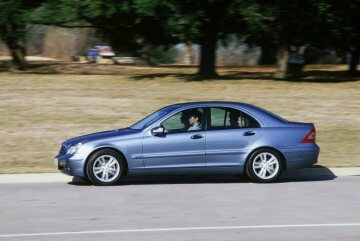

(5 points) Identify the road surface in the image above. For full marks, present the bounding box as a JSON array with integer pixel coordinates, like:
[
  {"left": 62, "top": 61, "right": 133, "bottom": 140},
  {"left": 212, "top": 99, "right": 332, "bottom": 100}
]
[{"left": 0, "top": 175, "right": 359, "bottom": 241}]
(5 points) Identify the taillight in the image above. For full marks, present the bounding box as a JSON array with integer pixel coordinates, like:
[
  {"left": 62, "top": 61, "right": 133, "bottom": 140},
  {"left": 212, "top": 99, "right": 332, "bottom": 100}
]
[{"left": 301, "top": 128, "right": 316, "bottom": 143}]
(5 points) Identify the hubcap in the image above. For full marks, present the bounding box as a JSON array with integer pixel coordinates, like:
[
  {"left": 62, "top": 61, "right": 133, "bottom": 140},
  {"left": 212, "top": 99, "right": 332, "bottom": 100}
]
[
  {"left": 93, "top": 155, "right": 120, "bottom": 182},
  {"left": 252, "top": 152, "right": 279, "bottom": 180}
]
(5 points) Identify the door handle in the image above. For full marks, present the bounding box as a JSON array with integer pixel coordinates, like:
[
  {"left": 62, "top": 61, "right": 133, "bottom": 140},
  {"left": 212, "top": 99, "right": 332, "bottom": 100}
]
[
  {"left": 243, "top": 131, "right": 256, "bottom": 136},
  {"left": 191, "top": 134, "right": 204, "bottom": 139}
]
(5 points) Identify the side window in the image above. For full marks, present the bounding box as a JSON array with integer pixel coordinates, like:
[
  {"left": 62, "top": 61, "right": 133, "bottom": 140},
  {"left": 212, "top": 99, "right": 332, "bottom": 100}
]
[
  {"left": 161, "top": 108, "right": 204, "bottom": 133},
  {"left": 209, "top": 107, "right": 260, "bottom": 130},
  {"left": 210, "top": 108, "right": 229, "bottom": 128}
]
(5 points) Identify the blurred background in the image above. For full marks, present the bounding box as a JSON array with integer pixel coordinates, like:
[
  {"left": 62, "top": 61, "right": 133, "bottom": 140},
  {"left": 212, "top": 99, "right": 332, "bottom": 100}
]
[{"left": 0, "top": 0, "right": 359, "bottom": 173}]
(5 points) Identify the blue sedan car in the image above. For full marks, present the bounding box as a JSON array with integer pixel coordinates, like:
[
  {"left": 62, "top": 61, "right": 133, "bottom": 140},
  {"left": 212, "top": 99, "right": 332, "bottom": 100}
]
[{"left": 53, "top": 101, "right": 319, "bottom": 185}]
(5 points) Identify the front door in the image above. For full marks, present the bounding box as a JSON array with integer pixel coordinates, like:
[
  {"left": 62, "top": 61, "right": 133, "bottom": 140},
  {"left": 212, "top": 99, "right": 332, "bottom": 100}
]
[{"left": 142, "top": 107, "right": 206, "bottom": 169}]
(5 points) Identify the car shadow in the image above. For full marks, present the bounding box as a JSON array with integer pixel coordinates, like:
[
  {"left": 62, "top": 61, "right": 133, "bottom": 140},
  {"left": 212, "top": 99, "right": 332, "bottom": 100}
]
[
  {"left": 279, "top": 165, "right": 337, "bottom": 183},
  {"left": 68, "top": 166, "right": 337, "bottom": 186},
  {"left": 68, "top": 174, "right": 249, "bottom": 186}
]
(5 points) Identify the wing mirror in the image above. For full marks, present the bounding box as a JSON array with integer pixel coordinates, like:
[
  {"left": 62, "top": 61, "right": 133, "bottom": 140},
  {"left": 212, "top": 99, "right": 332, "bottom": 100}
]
[{"left": 151, "top": 126, "right": 165, "bottom": 136}]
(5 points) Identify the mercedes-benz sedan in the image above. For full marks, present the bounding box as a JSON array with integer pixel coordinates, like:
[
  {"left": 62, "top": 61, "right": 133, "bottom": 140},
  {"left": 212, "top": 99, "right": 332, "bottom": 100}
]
[{"left": 53, "top": 101, "right": 319, "bottom": 185}]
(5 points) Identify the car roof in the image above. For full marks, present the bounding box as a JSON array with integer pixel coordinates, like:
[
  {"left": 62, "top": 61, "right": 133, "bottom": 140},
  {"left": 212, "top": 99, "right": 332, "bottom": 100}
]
[{"left": 165, "top": 101, "right": 251, "bottom": 108}]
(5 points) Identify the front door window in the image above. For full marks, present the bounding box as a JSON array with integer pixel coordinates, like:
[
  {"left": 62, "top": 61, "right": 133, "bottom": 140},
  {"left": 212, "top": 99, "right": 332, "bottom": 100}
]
[{"left": 161, "top": 108, "right": 205, "bottom": 133}]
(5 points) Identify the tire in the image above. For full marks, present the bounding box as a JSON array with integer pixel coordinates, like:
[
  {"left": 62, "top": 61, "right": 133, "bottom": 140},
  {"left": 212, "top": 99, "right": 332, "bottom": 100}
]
[
  {"left": 86, "top": 149, "right": 125, "bottom": 186},
  {"left": 246, "top": 148, "right": 283, "bottom": 183}
]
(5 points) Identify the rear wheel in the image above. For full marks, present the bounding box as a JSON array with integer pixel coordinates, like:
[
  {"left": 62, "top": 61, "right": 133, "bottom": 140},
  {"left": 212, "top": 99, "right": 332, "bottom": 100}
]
[
  {"left": 86, "top": 149, "right": 125, "bottom": 186},
  {"left": 246, "top": 149, "right": 283, "bottom": 183}
]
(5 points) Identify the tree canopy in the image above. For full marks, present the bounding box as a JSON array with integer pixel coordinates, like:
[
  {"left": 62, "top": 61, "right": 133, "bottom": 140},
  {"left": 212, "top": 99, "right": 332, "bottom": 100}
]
[
  {"left": 1, "top": 0, "right": 359, "bottom": 76},
  {"left": 0, "top": 0, "right": 45, "bottom": 69}
]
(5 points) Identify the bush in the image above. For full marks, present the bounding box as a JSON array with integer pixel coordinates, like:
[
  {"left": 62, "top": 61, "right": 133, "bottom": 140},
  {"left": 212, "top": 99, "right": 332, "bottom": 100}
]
[{"left": 148, "top": 45, "right": 178, "bottom": 65}]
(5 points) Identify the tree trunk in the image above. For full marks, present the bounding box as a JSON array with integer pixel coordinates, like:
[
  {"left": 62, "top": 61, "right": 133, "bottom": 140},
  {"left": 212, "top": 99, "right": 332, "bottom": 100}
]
[
  {"left": 6, "top": 38, "right": 27, "bottom": 70},
  {"left": 274, "top": 47, "right": 288, "bottom": 79},
  {"left": 198, "top": 29, "right": 217, "bottom": 78},
  {"left": 197, "top": 0, "right": 231, "bottom": 79},
  {"left": 137, "top": 37, "right": 152, "bottom": 66},
  {"left": 185, "top": 41, "right": 194, "bottom": 65},
  {"left": 349, "top": 47, "right": 359, "bottom": 75},
  {"left": 338, "top": 50, "right": 348, "bottom": 64},
  {"left": 287, "top": 45, "right": 306, "bottom": 78},
  {"left": 260, "top": 43, "right": 277, "bottom": 65}
]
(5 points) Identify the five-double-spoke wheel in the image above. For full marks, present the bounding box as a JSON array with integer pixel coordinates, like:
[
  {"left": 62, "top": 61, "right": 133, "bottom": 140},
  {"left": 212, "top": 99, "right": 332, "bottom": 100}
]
[
  {"left": 246, "top": 149, "right": 283, "bottom": 183},
  {"left": 86, "top": 149, "right": 125, "bottom": 185}
]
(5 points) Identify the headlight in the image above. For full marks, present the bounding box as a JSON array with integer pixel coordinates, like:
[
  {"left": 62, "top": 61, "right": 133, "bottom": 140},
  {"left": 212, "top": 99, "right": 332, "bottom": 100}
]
[{"left": 66, "top": 143, "right": 82, "bottom": 155}]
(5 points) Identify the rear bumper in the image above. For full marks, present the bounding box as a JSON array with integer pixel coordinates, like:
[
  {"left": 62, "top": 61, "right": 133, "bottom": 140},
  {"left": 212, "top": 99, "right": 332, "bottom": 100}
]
[{"left": 280, "top": 144, "right": 320, "bottom": 169}]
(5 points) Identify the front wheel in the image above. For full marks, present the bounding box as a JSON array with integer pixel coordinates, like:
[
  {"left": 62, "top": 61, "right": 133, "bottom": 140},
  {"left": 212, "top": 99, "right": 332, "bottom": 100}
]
[
  {"left": 86, "top": 149, "right": 125, "bottom": 186},
  {"left": 246, "top": 149, "right": 283, "bottom": 183}
]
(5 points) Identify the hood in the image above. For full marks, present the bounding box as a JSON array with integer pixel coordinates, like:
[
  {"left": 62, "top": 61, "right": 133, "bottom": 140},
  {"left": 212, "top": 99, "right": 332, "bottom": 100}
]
[{"left": 63, "top": 128, "right": 140, "bottom": 147}]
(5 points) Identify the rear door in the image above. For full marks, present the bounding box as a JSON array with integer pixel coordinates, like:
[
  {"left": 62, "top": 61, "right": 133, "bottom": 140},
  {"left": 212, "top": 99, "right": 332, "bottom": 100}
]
[{"left": 205, "top": 107, "right": 264, "bottom": 167}]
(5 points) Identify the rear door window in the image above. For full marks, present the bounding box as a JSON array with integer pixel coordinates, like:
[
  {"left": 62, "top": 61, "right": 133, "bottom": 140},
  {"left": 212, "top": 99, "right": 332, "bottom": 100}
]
[{"left": 209, "top": 107, "right": 260, "bottom": 130}]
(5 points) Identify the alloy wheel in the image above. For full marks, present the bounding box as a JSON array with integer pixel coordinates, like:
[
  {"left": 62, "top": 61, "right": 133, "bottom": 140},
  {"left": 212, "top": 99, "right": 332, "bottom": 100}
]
[
  {"left": 92, "top": 155, "right": 120, "bottom": 182},
  {"left": 252, "top": 152, "right": 280, "bottom": 180}
]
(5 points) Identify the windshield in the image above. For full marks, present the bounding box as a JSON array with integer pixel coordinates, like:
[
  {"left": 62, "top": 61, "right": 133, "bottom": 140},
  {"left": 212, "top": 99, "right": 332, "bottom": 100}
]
[{"left": 130, "top": 106, "right": 178, "bottom": 130}]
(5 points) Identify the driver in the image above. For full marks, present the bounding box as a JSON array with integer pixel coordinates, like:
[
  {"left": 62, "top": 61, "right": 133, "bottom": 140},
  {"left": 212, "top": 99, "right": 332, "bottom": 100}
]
[
  {"left": 187, "top": 110, "right": 202, "bottom": 131},
  {"left": 180, "top": 110, "right": 191, "bottom": 130}
]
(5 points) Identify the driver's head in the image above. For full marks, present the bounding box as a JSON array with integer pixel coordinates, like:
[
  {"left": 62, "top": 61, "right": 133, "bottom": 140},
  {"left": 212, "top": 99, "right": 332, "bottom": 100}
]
[{"left": 188, "top": 110, "right": 202, "bottom": 126}]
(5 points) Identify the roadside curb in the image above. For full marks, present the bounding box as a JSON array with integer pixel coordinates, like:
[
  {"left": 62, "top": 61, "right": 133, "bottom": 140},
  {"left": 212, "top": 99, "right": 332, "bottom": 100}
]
[
  {"left": 0, "top": 173, "right": 72, "bottom": 184},
  {"left": 281, "top": 167, "right": 360, "bottom": 179},
  {"left": 0, "top": 167, "right": 359, "bottom": 184}
]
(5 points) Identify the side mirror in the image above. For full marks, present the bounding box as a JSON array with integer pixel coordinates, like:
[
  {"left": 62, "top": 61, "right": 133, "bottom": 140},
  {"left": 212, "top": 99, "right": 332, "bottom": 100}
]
[{"left": 151, "top": 126, "right": 164, "bottom": 136}]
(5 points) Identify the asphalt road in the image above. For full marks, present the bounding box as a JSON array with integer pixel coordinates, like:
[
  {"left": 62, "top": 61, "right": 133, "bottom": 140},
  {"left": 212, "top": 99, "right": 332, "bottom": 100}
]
[{"left": 0, "top": 175, "right": 359, "bottom": 241}]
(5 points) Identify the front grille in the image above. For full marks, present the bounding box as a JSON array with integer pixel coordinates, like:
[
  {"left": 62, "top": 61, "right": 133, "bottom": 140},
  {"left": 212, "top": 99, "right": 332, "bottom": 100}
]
[{"left": 58, "top": 145, "right": 67, "bottom": 156}]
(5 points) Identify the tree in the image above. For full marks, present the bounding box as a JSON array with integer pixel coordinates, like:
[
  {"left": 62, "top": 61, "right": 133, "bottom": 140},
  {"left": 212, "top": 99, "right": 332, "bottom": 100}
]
[
  {"left": 251, "top": 0, "right": 327, "bottom": 78},
  {"left": 0, "top": 0, "right": 28, "bottom": 69},
  {"left": 28, "top": 0, "right": 360, "bottom": 78},
  {"left": 256, "top": 0, "right": 360, "bottom": 78},
  {"left": 0, "top": 0, "right": 44, "bottom": 69},
  {"left": 317, "top": 0, "right": 360, "bottom": 74},
  {"left": 31, "top": 0, "right": 177, "bottom": 62},
  {"left": 192, "top": 0, "right": 232, "bottom": 77},
  {"left": 135, "top": 0, "right": 265, "bottom": 77},
  {"left": 35, "top": 0, "right": 266, "bottom": 78}
]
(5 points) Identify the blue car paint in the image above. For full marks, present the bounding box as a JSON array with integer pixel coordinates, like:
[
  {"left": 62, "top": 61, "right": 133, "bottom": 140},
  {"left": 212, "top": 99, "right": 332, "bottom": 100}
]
[
  {"left": 54, "top": 101, "right": 319, "bottom": 177},
  {"left": 205, "top": 127, "right": 266, "bottom": 167}
]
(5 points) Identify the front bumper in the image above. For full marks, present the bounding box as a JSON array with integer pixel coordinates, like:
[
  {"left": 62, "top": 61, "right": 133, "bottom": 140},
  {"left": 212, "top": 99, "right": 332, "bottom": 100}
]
[{"left": 53, "top": 155, "right": 86, "bottom": 177}]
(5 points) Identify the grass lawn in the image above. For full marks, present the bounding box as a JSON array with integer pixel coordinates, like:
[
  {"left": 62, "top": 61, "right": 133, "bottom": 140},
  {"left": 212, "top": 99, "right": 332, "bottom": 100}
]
[{"left": 0, "top": 63, "right": 359, "bottom": 173}]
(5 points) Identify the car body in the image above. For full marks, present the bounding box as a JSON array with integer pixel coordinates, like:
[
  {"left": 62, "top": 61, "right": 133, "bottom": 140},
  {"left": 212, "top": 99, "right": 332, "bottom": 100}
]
[{"left": 53, "top": 101, "right": 319, "bottom": 185}]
